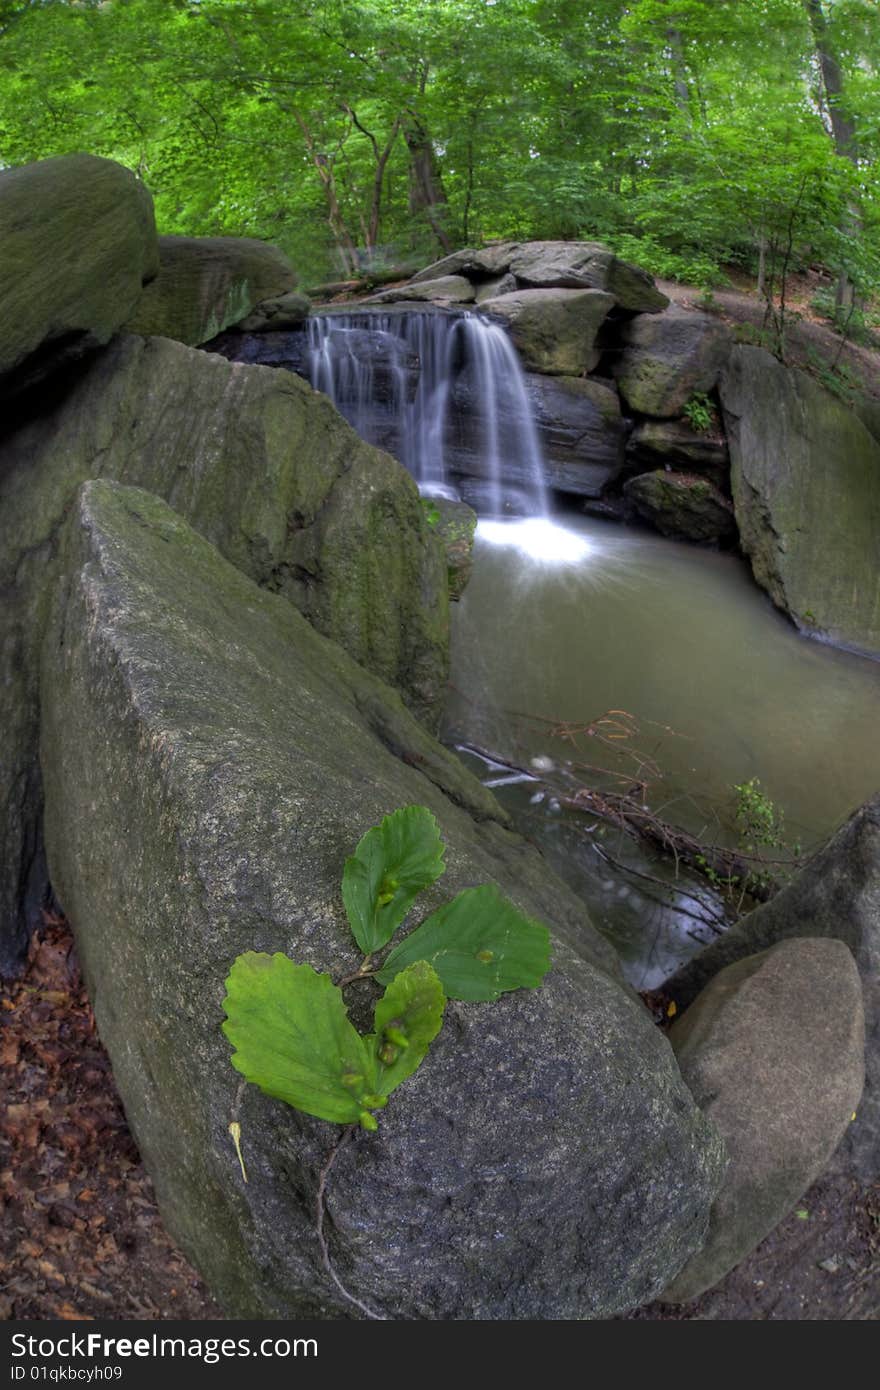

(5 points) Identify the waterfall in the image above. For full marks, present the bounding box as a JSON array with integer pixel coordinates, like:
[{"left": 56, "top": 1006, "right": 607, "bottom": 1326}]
[{"left": 303, "top": 310, "right": 549, "bottom": 516}]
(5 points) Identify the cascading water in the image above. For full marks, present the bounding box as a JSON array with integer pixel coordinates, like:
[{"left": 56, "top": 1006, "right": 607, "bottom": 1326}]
[{"left": 304, "top": 310, "right": 549, "bottom": 517}]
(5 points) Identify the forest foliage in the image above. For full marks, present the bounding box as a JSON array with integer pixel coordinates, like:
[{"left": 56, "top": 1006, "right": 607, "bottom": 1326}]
[{"left": 1, "top": 0, "right": 878, "bottom": 298}]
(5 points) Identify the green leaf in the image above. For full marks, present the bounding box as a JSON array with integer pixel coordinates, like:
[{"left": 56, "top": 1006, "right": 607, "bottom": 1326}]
[
  {"left": 341, "top": 805, "right": 446, "bottom": 955},
  {"left": 375, "top": 885, "right": 552, "bottom": 1002},
  {"left": 222, "top": 952, "right": 381, "bottom": 1126},
  {"left": 368, "top": 961, "right": 446, "bottom": 1097}
]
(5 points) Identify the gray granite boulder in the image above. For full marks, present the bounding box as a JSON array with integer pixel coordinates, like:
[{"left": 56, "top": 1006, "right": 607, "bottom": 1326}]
[
  {"left": 662, "top": 939, "right": 864, "bottom": 1302},
  {"left": 525, "top": 374, "right": 626, "bottom": 497},
  {"left": 719, "top": 346, "right": 880, "bottom": 659},
  {"left": 481, "top": 287, "right": 614, "bottom": 375},
  {"left": 39, "top": 480, "right": 726, "bottom": 1319},
  {"left": 664, "top": 793, "right": 880, "bottom": 1182},
  {"left": 0, "top": 153, "right": 158, "bottom": 398},
  {"left": 613, "top": 306, "right": 732, "bottom": 417},
  {"left": 124, "top": 235, "right": 296, "bottom": 345},
  {"left": 0, "top": 335, "right": 448, "bottom": 974},
  {"left": 624, "top": 471, "right": 736, "bottom": 544}
]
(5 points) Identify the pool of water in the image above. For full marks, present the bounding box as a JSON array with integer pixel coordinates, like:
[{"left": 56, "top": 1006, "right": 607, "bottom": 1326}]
[{"left": 445, "top": 514, "right": 880, "bottom": 987}]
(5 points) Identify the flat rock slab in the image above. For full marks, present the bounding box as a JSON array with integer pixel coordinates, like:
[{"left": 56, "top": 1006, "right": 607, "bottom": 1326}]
[
  {"left": 40, "top": 480, "right": 725, "bottom": 1320},
  {"left": 662, "top": 938, "right": 864, "bottom": 1302},
  {"left": 0, "top": 334, "right": 448, "bottom": 973},
  {"left": 365, "top": 275, "right": 476, "bottom": 305},
  {"left": 481, "top": 287, "right": 614, "bottom": 375},
  {"left": 613, "top": 305, "right": 731, "bottom": 417},
  {"left": 627, "top": 417, "right": 730, "bottom": 489},
  {"left": 719, "top": 346, "right": 880, "bottom": 659},
  {"left": 0, "top": 154, "right": 158, "bottom": 398},
  {"left": 124, "top": 235, "right": 296, "bottom": 345}
]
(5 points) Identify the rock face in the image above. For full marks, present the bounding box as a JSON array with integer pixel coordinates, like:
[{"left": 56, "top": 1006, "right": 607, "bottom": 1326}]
[
  {"left": 627, "top": 417, "right": 729, "bottom": 489},
  {"left": 124, "top": 235, "right": 296, "bottom": 345},
  {"left": 40, "top": 480, "right": 725, "bottom": 1320},
  {"left": 480, "top": 288, "right": 615, "bottom": 375},
  {"left": 0, "top": 335, "right": 448, "bottom": 973},
  {"left": 623, "top": 471, "right": 736, "bottom": 544},
  {"left": 0, "top": 154, "right": 158, "bottom": 399},
  {"left": 613, "top": 306, "right": 731, "bottom": 417},
  {"left": 524, "top": 374, "right": 626, "bottom": 496},
  {"left": 719, "top": 347, "right": 880, "bottom": 658},
  {"left": 664, "top": 793, "right": 880, "bottom": 1182},
  {"left": 662, "top": 939, "right": 864, "bottom": 1303},
  {"left": 409, "top": 240, "right": 669, "bottom": 313}
]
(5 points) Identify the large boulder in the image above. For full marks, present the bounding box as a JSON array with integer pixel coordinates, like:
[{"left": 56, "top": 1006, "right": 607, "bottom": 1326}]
[
  {"left": 719, "top": 347, "right": 880, "bottom": 659},
  {"left": 664, "top": 793, "right": 880, "bottom": 1182},
  {"left": 623, "top": 471, "right": 736, "bottom": 544},
  {"left": 124, "top": 235, "right": 296, "bottom": 345},
  {"left": 506, "top": 241, "right": 669, "bottom": 312},
  {"left": 481, "top": 287, "right": 614, "bottom": 375},
  {"left": 0, "top": 154, "right": 158, "bottom": 399},
  {"left": 613, "top": 306, "right": 731, "bottom": 417},
  {"left": 39, "top": 480, "right": 726, "bottom": 1320},
  {"left": 0, "top": 335, "right": 448, "bottom": 974},
  {"left": 662, "top": 939, "right": 864, "bottom": 1302},
  {"left": 524, "top": 374, "right": 626, "bottom": 497},
  {"left": 410, "top": 241, "right": 668, "bottom": 313}
]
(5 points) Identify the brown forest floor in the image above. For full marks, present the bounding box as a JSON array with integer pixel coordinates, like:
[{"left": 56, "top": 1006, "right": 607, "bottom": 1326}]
[
  {"left": 2, "top": 920, "right": 877, "bottom": 1323},
  {"left": 656, "top": 267, "right": 880, "bottom": 400}
]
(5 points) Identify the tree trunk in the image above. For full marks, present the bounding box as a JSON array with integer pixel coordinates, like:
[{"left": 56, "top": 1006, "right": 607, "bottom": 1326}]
[
  {"left": 804, "top": 0, "right": 860, "bottom": 310},
  {"left": 404, "top": 113, "right": 452, "bottom": 254}
]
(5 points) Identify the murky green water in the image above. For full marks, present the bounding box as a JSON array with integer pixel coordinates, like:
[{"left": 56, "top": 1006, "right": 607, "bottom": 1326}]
[{"left": 445, "top": 515, "right": 880, "bottom": 987}]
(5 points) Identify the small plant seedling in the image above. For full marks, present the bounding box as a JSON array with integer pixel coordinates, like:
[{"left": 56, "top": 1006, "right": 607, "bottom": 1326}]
[
  {"left": 682, "top": 392, "right": 715, "bottom": 433},
  {"left": 222, "top": 805, "right": 552, "bottom": 1132}
]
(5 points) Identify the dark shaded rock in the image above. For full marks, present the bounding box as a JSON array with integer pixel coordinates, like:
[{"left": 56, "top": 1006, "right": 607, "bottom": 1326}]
[
  {"left": 623, "top": 471, "right": 736, "bottom": 544},
  {"left": 237, "top": 290, "right": 311, "bottom": 332},
  {"left": 0, "top": 335, "right": 448, "bottom": 973},
  {"left": 428, "top": 497, "right": 477, "bottom": 599},
  {"left": 40, "top": 479, "right": 725, "bottom": 1320},
  {"left": 124, "top": 235, "right": 296, "bottom": 345},
  {"left": 0, "top": 154, "right": 158, "bottom": 399},
  {"left": 365, "top": 274, "right": 476, "bottom": 305},
  {"left": 662, "top": 939, "right": 864, "bottom": 1302},
  {"left": 627, "top": 417, "right": 730, "bottom": 489},
  {"left": 481, "top": 287, "right": 615, "bottom": 375},
  {"left": 719, "top": 347, "right": 880, "bottom": 658},
  {"left": 612, "top": 306, "right": 732, "bottom": 417},
  {"left": 525, "top": 374, "right": 626, "bottom": 498},
  {"left": 475, "top": 272, "right": 517, "bottom": 304},
  {"left": 664, "top": 793, "right": 880, "bottom": 1182}
]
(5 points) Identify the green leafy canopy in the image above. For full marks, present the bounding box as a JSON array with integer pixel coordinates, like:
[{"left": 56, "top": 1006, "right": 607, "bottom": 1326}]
[{"left": 222, "top": 804, "right": 552, "bottom": 1132}]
